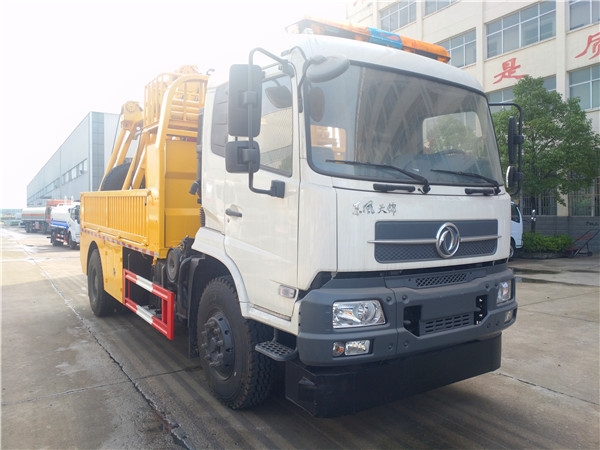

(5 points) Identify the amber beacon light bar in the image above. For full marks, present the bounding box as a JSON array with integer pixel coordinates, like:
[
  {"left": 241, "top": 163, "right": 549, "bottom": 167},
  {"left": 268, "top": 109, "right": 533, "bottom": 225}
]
[{"left": 287, "top": 17, "right": 450, "bottom": 63}]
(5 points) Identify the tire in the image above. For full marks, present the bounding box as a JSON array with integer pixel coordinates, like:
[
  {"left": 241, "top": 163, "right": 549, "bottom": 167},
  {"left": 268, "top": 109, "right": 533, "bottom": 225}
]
[
  {"left": 100, "top": 162, "right": 131, "bottom": 191},
  {"left": 509, "top": 239, "right": 516, "bottom": 260},
  {"left": 100, "top": 162, "right": 145, "bottom": 191},
  {"left": 197, "top": 276, "right": 274, "bottom": 410},
  {"left": 68, "top": 232, "right": 78, "bottom": 249},
  {"left": 88, "top": 249, "right": 114, "bottom": 316},
  {"left": 51, "top": 230, "right": 62, "bottom": 246}
]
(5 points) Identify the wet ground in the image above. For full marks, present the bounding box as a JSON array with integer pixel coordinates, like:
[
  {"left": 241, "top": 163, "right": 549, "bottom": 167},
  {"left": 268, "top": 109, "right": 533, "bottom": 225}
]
[
  {"left": 2, "top": 227, "right": 599, "bottom": 449},
  {"left": 510, "top": 253, "right": 599, "bottom": 287}
]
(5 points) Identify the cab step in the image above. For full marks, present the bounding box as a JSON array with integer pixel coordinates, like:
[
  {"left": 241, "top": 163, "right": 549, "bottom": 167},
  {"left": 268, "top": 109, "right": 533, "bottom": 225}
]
[{"left": 256, "top": 340, "right": 297, "bottom": 361}]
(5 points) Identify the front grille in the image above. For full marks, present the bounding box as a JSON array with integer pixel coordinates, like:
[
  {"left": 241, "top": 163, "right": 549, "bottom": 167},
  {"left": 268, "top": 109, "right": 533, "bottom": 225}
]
[
  {"left": 415, "top": 272, "right": 467, "bottom": 287},
  {"left": 421, "top": 313, "right": 473, "bottom": 335},
  {"left": 374, "top": 220, "right": 498, "bottom": 263}
]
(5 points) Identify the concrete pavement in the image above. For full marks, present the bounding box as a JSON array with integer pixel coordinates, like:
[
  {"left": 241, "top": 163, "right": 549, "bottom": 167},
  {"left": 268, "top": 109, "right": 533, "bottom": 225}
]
[
  {"left": 509, "top": 252, "right": 600, "bottom": 287},
  {"left": 2, "top": 226, "right": 599, "bottom": 448},
  {"left": 505, "top": 252, "right": 599, "bottom": 428},
  {"left": 1, "top": 228, "right": 176, "bottom": 449}
]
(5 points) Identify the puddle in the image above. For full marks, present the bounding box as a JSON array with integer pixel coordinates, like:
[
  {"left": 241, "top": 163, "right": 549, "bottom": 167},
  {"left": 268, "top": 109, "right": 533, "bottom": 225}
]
[
  {"left": 512, "top": 268, "right": 557, "bottom": 275},
  {"left": 514, "top": 277, "right": 548, "bottom": 284}
]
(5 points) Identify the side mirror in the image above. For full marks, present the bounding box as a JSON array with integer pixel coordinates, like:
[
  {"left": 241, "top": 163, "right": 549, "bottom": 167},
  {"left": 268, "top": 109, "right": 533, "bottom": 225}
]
[
  {"left": 306, "top": 55, "right": 350, "bottom": 83},
  {"left": 507, "top": 116, "right": 523, "bottom": 165},
  {"left": 505, "top": 166, "right": 523, "bottom": 189},
  {"left": 228, "top": 64, "right": 262, "bottom": 137},
  {"left": 225, "top": 140, "right": 284, "bottom": 198},
  {"left": 225, "top": 141, "right": 260, "bottom": 174}
]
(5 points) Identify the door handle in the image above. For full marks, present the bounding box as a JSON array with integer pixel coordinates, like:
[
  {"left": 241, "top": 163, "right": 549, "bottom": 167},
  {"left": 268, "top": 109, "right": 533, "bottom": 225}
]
[{"left": 225, "top": 208, "right": 242, "bottom": 218}]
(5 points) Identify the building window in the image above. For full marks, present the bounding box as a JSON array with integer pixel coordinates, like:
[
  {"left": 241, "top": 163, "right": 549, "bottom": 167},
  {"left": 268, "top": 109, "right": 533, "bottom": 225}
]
[
  {"left": 488, "top": 87, "right": 515, "bottom": 105},
  {"left": 380, "top": 0, "right": 416, "bottom": 31},
  {"left": 569, "top": 65, "right": 600, "bottom": 110},
  {"left": 439, "top": 29, "right": 476, "bottom": 68},
  {"left": 569, "top": 0, "right": 600, "bottom": 30},
  {"left": 424, "top": 0, "right": 456, "bottom": 16},
  {"left": 486, "top": 1, "right": 556, "bottom": 58},
  {"left": 570, "top": 181, "right": 599, "bottom": 216},
  {"left": 488, "top": 77, "right": 556, "bottom": 112},
  {"left": 521, "top": 192, "right": 557, "bottom": 216}
]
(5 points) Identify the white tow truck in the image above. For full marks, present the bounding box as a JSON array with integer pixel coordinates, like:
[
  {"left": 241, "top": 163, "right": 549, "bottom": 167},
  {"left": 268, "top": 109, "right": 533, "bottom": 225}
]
[{"left": 80, "top": 17, "right": 522, "bottom": 416}]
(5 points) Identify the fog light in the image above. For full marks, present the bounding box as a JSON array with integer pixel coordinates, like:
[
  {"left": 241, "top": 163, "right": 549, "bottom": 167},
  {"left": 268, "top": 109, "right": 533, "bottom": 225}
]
[
  {"left": 504, "top": 309, "right": 514, "bottom": 323},
  {"left": 344, "top": 340, "right": 370, "bottom": 356},
  {"left": 332, "top": 340, "right": 371, "bottom": 357}
]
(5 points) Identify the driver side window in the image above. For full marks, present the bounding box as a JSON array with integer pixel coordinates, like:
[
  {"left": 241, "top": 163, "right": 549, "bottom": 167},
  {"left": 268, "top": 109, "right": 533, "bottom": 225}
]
[{"left": 255, "top": 76, "right": 293, "bottom": 176}]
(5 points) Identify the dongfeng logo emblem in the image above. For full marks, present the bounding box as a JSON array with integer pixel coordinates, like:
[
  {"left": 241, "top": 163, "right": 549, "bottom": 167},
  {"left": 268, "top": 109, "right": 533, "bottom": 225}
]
[{"left": 436, "top": 223, "right": 460, "bottom": 258}]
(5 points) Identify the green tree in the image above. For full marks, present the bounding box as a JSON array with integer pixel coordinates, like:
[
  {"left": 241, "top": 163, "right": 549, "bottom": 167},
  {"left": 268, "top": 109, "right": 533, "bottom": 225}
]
[{"left": 492, "top": 76, "right": 600, "bottom": 210}]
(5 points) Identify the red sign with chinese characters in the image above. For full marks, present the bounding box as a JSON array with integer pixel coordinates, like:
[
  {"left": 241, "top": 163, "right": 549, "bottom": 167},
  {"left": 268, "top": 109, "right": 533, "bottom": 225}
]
[
  {"left": 575, "top": 31, "right": 600, "bottom": 59},
  {"left": 493, "top": 57, "right": 527, "bottom": 84}
]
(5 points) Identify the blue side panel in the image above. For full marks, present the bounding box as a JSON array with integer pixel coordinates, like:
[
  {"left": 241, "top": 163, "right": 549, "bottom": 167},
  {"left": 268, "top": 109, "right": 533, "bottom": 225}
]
[{"left": 50, "top": 220, "right": 68, "bottom": 229}]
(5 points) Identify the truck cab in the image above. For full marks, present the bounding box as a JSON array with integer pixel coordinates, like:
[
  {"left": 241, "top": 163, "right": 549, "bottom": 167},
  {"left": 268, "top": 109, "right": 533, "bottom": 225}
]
[{"left": 194, "top": 22, "right": 518, "bottom": 415}]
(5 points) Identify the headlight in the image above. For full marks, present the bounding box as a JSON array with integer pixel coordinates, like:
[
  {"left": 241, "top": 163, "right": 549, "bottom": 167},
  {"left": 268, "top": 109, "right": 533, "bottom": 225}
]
[
  {"left": 496, "top": 280, "right": 513, "bottom": 305},
  {"left": 332, "top": 300, "right": 386, "bottom": 328}
]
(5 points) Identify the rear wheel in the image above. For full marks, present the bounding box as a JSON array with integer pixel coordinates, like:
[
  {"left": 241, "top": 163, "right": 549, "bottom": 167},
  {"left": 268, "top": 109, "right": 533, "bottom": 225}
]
[
  {"left": 197, "top": 276, "right": 274, "bottom": 409},
  {"left": 88, "top": 249, "right": 114, "bottom": 316},
  {"left": 50, "top": 230, "right": 62, "bottom": 246}
]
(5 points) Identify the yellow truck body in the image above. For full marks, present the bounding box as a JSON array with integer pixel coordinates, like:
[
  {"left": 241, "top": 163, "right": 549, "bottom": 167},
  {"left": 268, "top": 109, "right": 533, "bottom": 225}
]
[{"left": 80, "top": 67, "right": 208, "bottom": 302}]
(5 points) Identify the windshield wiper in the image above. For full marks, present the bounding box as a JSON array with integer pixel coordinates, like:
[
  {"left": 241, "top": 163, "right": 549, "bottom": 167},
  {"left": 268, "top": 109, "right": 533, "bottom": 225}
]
[
  {"left": 373, "top": 183, "right": 416, "bottom": 193},
  {"left": 328, "top": 160, "right": 431, "bottom": 194},
  {"left": 431, "top": 169, "right": 501, "bottom": 195}
]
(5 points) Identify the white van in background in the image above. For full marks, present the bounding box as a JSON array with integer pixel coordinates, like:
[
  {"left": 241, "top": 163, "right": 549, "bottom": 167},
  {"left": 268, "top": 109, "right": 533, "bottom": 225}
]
[{"left": 511, "top": 202, "right": 523, "bottom": 259}]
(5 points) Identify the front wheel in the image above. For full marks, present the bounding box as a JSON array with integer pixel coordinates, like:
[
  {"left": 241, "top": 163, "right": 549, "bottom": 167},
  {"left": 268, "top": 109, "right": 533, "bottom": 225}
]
[
  {"left": 509, "top": 239, "right": 517, "bottom": 261},
  {"left": 88, "top": 249, "right": 114, "bottom": 316},
  {"left": 68, "top": 233, "right": 78, "bottom": 249},
  {"left": 197, "top": 276, "right": 274, "bottom": 410}
]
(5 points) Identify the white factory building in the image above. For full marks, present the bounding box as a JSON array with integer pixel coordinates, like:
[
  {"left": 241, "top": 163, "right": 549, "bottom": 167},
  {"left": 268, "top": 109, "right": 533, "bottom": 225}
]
[
  {"left": 27, "top": 112, "right": 119, "bottom": 206},
  {"left": 348, "top": 0, "right": 599, "bottom": 242}
]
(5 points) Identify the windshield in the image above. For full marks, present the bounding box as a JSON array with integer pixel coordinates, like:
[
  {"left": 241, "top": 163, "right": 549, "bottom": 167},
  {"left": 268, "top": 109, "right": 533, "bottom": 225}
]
[{"left": 306, "top": 65, "right": 503, "bottom": 187}]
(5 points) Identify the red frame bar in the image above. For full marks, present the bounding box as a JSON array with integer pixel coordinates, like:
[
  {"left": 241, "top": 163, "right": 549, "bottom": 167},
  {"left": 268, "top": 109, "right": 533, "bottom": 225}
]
[{"left": 123, "top": 269, "right": 175, "bottom": 340}]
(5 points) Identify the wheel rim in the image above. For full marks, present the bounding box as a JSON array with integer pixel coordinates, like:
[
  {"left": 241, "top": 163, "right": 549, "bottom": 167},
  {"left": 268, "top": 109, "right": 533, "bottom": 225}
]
[
  {"left": 202, "top": 313, "right": 235, "bottom": 379},
  {"left": 90, "top": 267, "right": 100, "bottom": 302}
]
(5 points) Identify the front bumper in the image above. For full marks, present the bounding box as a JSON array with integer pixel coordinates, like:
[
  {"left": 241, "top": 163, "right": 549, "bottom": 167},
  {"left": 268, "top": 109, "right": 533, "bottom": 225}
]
[
  {"left": 297, "top": 262, "right": 517, "bottom": 366},
  {"left": 286, "top": 332, "right": 502, "bottom": 417}
]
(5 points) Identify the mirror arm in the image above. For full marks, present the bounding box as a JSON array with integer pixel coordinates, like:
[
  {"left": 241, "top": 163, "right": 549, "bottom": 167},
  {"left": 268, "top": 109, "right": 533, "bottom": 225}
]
[
  {"left": 248, "top": 172, "right": 285, "bottom": 198},
  {"left": 250, "top": 47, "right": 295, "bottom": 77}
]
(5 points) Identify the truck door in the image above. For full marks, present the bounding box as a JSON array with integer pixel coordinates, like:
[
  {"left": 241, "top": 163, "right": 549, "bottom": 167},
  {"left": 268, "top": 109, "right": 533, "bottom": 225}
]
[{"left": 224, "top": 74, "right": 300, "bottom": 319}]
